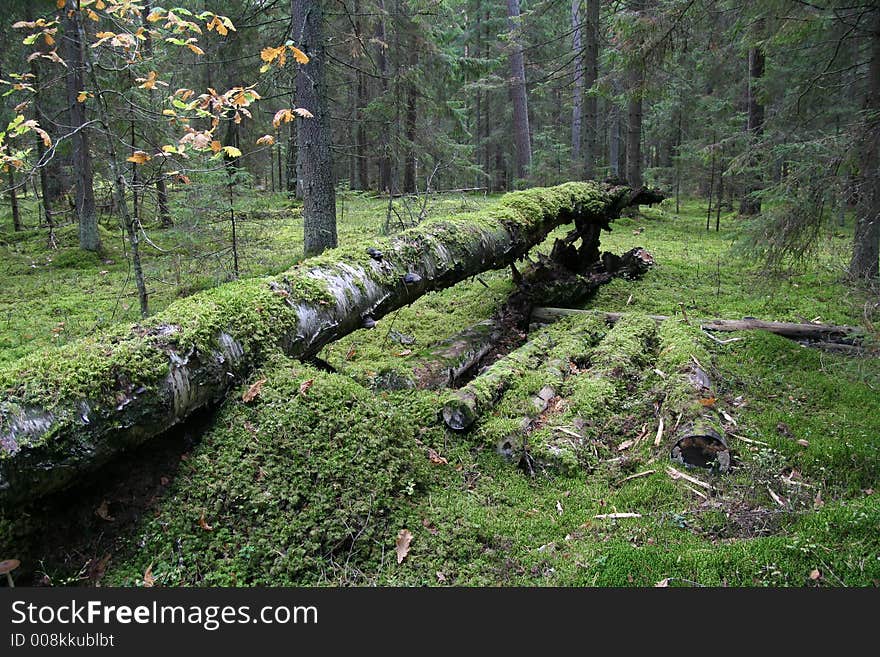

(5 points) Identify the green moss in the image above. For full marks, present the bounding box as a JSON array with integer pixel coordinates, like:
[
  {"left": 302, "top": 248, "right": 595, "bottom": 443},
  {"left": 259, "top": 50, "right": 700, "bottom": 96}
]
[{"left": 104, "top": 356, "right": 427, "bottom": 586}]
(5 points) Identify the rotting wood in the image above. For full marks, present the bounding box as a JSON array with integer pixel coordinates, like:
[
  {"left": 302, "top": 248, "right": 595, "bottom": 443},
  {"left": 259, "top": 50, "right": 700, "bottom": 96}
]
[
  {"left": 0, "top": 182, "right": 659, "bottom": 505},
  {"left": 531, "top": 307, "right": 866, "bottom": 345}
]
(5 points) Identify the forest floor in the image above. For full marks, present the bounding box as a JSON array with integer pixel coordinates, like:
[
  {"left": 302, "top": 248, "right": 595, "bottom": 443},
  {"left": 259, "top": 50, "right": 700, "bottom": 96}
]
[{"left": 1, "top": 189, "right": 878, "bottom": 587}]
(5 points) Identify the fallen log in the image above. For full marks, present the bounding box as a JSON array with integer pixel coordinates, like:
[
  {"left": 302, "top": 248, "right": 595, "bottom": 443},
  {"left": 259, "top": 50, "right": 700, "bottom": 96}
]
[
  {"left": 654, "top": 320, "right": 730, "bottom": 473},
  {"left": 0, "top": 182, "right": 656, "bottom": 505},
  {"left": 530, "top": 308, "right": 865, "bottom": 345},
  {"left": 441, "top": 311, "right": 609, "bottom": 432}
]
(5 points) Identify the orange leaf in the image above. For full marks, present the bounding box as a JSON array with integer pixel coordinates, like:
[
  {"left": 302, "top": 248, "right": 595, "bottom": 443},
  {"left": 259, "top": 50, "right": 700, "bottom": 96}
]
[
  {"left": 293, "top": 107, "right": 314, "bottom": 119},
  {"left": 256, "top": 134, "right": 275, "bottom": 146},
  {"left": 126, "top": 150, "right": 151, "bottom": 164},
  {"left": 44, "top": 33, "right": 55, "bottom": 46},
  {"left": 395, "top": 529, "right": 413, "bottom": 564},
  {"left": 242, "top": 378, "right": 267, "bottom": 403},
  {"left": 143, "top": 563, "right": 155, "bottom": 587},
  {"left": 198, "top": 511, "right": 214, "bottom": 531},
  {"left": 289, "top": 46, "right": 309, "bottom": 64},
  {"left": 56, "top": 0, "right": 66, "bottom": 9},
  {"left": 138, "top": 71, "right": 159, "bottom": 90},
  {"left": 698, "top": 397, "right": 716, "bottom": 407},
  {"left": 86, "top": 9, "right": 99, "bottom": 21},
  {"left": 298, "top": 378, "right": 314, "bottom": 396},
  {"left": 272, "top": 108, "right": 294, "bottom": 128},
  {"left": 186, "top": 43, "right": 205, "bottom": 56},
  {"left": 427, "top": 448, "right": 447, "bottom": 465},
  {"left": 210, "top": 140, "right": 222, "bottom": 153},
  {"left": 96, "top": 0, "right": 106, "bottom": 9}
]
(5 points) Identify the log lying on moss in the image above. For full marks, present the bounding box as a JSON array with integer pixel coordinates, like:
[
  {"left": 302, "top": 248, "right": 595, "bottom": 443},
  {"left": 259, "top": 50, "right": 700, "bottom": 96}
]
[
  {"left": 0, "top": 182, "right": 656, "bottom": 505},
  {"left": 654, "top": 320, "right": 730, "bottom": 472},
  {"left": 531, "top": 307, "right": 865, "bottom": 345},
  {"left": 441, "top": 312, "right": 609, "bottom": 432}
]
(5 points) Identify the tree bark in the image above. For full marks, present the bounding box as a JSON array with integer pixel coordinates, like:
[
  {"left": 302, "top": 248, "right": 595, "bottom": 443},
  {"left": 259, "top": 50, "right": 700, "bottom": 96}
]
[
  {"left": 29, "top": 59, "right": 54, "bottom": 230},
  {"left": 571, "top": 0, "right": 584, "bottom": 162},
  {"left": 739, "top": 45, "right": 765, "bottom": 215},
  {"left": 625, "top": 0, "right": 645, "bottom": 187},
  {"left": 294, "top": 0, "right": 337, "bottom": 256},
  {"left": 583, "top": 0, "right": 599, "bottom": 179},
  {"left": 63, "top": 7, "right": 101, "bottom": 253},
  {"left": 506, "top": 0, "right": 532, "bottom": 181},
  {"left": 849, "top": 9, "right": 880, "bottom": 279},
  {"left": 7, "top": 168, "right": 21, "bottom": 231},
  {"left": 403, "top": 49, "right": 418, "bottom": 194},
  {"left": 0, "top": 182, "right": 645, "bottom": 505}
]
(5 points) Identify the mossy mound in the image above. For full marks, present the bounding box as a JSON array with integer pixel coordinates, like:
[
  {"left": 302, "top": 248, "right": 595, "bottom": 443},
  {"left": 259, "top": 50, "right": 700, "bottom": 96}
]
[{"left": 104, "top": 356, "right": 427, "bottom": 586}]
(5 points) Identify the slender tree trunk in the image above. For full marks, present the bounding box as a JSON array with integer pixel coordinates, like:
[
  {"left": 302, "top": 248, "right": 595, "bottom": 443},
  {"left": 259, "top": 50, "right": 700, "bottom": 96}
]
[
  {"left": 29, "top": 60, "right": 54, "bottom": 229},
  {"left": 849, "top": 9, "right": 880, "bottom": 279},
  {"left": 403, "top": 49, "right": 418, "bottom": 193},
  {"left": 157, "top": 177, "right": 172, "bottom": 227},
  {"left": 63, "top": 6, "right": 101, "bottom": 252},
  {"left": 609, "top": 83, "right": 621, "bottom": 178},
  {"left": 625, "top": 77, "right": 643, "bottom": 187},
  {"left": 507, "top": 0, "right": 531, "bottom": 181},
  {"left": 583, "top": 0, "right": 599, "bottom": 179},
  {"left": 73, "top": 8, "right": 147, "bottom": 316},
  {"left": 571, "top": 0, "right": 584, "bottom": 163},
  {"left": 624, "top": 0, "right": 645, "bottom": 187},
  {"left": 294, "top": 0, "right": 337, "bottom": 256},
  {"left": 740, "top": 45, "right": 765, "bottom": 215},
  {"left": 376, "top": 0, "right": 392, "bottom": 193},
  {"left": 7, "top": 169, "right": 21, "bottom": 231}
]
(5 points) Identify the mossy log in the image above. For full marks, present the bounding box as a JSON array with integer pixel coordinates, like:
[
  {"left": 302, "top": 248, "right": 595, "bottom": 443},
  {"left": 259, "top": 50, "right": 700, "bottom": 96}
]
[
  {"left": 531, "top": 307, "right": 864, "bottom": 345},
  {"left": 655, "top": 320, "right": 730, "bottom": 472},
  {"left": 0, "top": 181, "right": 655, "bottom": 505},
  {"left": 441, "top": 312, "right": 609, "bottom": 431},
  {"left": 487, "top": 314, "right": 658, "bottom": 473}
]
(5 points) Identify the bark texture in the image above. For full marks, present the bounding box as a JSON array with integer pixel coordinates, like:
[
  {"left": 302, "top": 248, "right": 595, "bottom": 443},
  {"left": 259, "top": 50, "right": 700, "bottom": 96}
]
[
  {"left": 294, "top": 0, "right": 337, "bottom": 256},
  {"left": 507, "top": 0, "right": 532, "bottom": 180}
]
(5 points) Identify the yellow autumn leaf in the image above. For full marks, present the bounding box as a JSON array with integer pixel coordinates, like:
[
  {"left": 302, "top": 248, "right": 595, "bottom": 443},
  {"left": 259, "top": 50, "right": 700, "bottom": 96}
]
[
  {"left": 86, "top": 9, "right": 99, "bottom": 21},
  {"left": 96, "top": 0, "right": 106, "bottom": 9},
  {"left": 256, "top": 134, "right": 275, "bottom": 146},
  {"left": 138, "top": 71, "right": 158, "bottom": 90},
  {"left": 222, "top": 145, "right": 242, "bottom": 158},
  {"left": 162, "top": 109, "right": 176, "bottom": 116},
  {"left": 293, "top": 107, "right": 314, "bottom": 119},
  {"left": 147, "top": 11, "right": 163, "bottom": 22},
  {"left": 44, "top": 33, "right": 55, "bottom": 46},
  {"left": 186, "top": 43, "right": 204, "bottom": 56},
  {"left": 289, "top": 46, "right": 309, "bottom": 65},
  {"left": 206, "top": 15, "right": 227, "bottom": 36},
  {"left": 76, "top": 91, "right": 89, "bottom": 103},
  {"left": 126, "top": 150, "right": 151, "bottom": 164}
]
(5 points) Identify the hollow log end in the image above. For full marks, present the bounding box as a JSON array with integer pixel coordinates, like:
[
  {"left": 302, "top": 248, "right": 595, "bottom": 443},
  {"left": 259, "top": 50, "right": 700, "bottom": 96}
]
[
  {"left": 441, "top": 399, "right": 477, "bottom": 432},
  {"left": 671, "top": 425, "right": 730, "bottom": 473}
]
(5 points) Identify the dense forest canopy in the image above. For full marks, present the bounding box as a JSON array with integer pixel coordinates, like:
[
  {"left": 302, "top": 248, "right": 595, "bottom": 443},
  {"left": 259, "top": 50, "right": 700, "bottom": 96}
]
[{"left": 1, "top": 0, "right": 878, "bottom": 289}]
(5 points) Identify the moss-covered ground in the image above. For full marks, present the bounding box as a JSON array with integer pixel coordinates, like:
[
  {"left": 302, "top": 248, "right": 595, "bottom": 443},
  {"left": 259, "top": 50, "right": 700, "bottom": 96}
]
[{"left": 1, "top": 190, "right": 878, "bottom": 587}]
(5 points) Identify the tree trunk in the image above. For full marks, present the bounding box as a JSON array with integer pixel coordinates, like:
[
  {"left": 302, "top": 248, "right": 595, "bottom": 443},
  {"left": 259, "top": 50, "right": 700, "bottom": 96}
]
[
  {"left": 157, "top": 177, "right": 172, "bottom": 228},
  {"left": 571, "top": 0, "right": 584, "bottom": 163},
  {"left": 739, "top": 45, "right": 765, "bottom": 215},
  {"left": 376, "top": 0, "right": 392, "bottom": 193},
  {"left": 507, "top": 0, "right": 532, "bottom": 181},
  {"left": 849, "top": 9, "right": 880, "bottom": 279},
  {"left": 294, "top": 0, "right": 337, "bottom": 256},
  {"left": 29, "top": 59, "right": 54, "bottom": 230},
  {"left": 624, "top": 0, "right": 645, "bottom": 187},
  {"left": 0, "top": 182, "right": 648, "bottom": 505},
  {"left": 403, "top": 49, "right": 418, "bottom": 194},
  {"left": 7, "top": 168, "right": 21, "bottom": 231},
  {"left": 63, "top": 7, "right": 101, "bottom": 253},
  {"left": 583, "top": 0, "right": 599, "bottom": 179}
]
